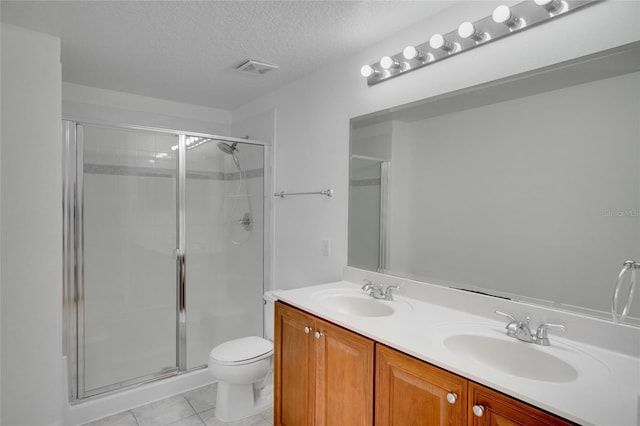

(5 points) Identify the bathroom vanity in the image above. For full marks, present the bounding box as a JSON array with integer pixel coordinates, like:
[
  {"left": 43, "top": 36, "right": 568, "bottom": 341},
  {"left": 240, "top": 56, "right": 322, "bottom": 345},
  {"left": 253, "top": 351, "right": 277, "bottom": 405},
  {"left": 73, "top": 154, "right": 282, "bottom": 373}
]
[
  {"left": 275, "top": 301, "right": 571, "bottom": 425},
  {"left": 273, "top": 277, "right": 640, "bottom": 426}
]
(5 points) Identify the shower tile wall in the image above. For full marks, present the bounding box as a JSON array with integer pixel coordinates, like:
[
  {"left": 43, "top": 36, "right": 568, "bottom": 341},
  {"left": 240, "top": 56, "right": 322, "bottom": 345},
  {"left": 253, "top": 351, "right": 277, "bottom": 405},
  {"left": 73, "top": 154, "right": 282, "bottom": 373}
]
[
  {"left": 185, "top": 140, "right": 264, "bottom": 368},
  {"left": 222, "top": 145, "right": 265, "bottom": 343}
]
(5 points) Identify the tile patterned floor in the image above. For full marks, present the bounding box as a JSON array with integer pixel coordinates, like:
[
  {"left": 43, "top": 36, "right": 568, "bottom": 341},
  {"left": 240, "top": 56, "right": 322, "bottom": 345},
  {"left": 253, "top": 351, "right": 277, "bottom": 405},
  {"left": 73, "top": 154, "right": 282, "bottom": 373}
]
[{"left": 83, "top": 384, "right": 273, "bottom": 426}]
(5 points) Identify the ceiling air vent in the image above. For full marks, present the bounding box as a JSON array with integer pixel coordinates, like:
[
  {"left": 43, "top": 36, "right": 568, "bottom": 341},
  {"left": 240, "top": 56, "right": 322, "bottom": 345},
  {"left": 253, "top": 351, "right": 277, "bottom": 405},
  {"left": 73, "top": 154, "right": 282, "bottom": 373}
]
[{"left": 236, "top": 59, "right": 279, "bottom": 75}]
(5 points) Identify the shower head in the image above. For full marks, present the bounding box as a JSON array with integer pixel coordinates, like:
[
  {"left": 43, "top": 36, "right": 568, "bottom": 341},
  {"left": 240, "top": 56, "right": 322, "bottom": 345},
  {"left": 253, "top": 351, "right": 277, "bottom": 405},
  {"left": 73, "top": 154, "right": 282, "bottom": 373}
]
[
  {"left": 217, "top": 141, "right": 241, "bottom": 170},
  {"left": 217, "top": 141, "right": 238, "bottom": 155}
]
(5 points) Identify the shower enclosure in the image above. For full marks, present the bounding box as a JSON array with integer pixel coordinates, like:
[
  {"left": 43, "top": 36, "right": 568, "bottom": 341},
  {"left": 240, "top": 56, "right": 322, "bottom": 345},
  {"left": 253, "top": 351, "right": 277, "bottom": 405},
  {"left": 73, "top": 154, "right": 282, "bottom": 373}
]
[{"left": 63, "top": 121, "right": 268, "bottom": 400}]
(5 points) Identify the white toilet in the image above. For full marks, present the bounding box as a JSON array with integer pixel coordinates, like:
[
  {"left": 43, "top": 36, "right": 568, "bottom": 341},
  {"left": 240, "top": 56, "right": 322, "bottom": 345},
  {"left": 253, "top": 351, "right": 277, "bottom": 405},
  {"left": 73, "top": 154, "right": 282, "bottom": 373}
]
[{"left": 208, "top": 291, "right": 277, "bottom": 422}]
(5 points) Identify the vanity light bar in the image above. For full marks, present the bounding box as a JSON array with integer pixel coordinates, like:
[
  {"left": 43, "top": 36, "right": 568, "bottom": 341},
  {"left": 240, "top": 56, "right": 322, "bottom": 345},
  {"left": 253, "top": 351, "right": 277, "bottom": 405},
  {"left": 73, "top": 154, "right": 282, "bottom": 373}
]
[{"left": 361, "top": 0, "right": 598, "bottom": 86}]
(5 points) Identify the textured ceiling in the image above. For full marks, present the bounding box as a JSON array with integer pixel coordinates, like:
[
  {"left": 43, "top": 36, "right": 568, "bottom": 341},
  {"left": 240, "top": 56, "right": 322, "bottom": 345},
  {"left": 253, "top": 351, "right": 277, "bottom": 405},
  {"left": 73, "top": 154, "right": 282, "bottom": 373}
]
[{"left": 1, "top": 1, "right": 452, "bottom": 110}]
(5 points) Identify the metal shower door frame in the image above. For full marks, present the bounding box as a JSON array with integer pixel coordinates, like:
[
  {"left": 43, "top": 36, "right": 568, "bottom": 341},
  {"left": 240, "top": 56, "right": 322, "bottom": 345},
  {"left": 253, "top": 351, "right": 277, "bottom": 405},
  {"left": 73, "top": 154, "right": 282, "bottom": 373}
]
[
  {"left": 379, "top": 161, "right": 391, "bottom": 272},
  {"left": 62, "top": 120, "right": 269, "bottom": 401}
]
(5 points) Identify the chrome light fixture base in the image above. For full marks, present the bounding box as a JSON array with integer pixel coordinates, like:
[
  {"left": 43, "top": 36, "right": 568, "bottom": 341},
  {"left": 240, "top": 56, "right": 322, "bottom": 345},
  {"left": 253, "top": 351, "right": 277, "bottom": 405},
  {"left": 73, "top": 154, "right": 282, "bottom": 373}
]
[{"left": 362, "top": 0, "right": 599, "bottom": 86}]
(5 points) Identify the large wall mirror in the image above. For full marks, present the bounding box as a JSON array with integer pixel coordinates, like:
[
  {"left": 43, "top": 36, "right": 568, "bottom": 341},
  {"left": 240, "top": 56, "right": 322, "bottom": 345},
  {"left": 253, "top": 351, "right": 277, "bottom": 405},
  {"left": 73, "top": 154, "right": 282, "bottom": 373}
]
[{"left": 349, "top": 41, "right": 640, "bottom": 324}]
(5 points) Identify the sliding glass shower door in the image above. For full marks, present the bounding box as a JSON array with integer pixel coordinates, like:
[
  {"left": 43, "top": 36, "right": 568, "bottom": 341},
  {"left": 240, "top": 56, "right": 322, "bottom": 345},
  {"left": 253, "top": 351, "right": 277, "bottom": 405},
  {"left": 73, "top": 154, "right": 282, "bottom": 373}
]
[
  {"left": 80, "top": 125, "right": 178, "bottom": 395},
  {"left": 64, "top": 122, "right": 266, "bottom": 400}
]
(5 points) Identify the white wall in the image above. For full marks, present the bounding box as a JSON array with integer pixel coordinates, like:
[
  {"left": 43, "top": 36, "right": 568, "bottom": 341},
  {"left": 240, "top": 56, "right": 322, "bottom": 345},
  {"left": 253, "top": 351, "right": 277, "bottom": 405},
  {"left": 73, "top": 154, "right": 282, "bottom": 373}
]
[
  {"left": 232, "top": 0, "right": 640, "bottom": 290},
  {"left": 1, "top": 24, "right": 62, "bottom": 425},
  {"left": 351, "top": 121, "right": 393, "bottom": 161},
  {"left": 63, "top": 82, "right": 232, "bottom": 136}
]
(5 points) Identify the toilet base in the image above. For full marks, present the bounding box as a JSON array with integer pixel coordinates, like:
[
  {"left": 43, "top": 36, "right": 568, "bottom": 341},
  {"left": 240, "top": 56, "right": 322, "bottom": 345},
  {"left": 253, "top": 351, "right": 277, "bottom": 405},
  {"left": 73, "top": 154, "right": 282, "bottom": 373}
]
[{"left": 214, "top": 381, "right": 272, "bottom": 422}]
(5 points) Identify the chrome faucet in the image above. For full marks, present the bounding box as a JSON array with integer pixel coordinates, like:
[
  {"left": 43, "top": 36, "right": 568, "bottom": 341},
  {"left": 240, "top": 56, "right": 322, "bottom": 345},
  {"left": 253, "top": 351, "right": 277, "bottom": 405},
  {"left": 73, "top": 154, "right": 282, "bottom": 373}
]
[
  {"left": 534, "top": 323, "right": 566, "bottom": 346},
  {"left": 496, "top": 311, "right": 534, "bottom": 342},
  {"left": 361, "top": 280, "right": 377, "bottom": 293},
  {"left": 495, "top": 311, "right": 565, "bottom": 346},
  {"left": 361, "top": 280, "right": 399, "bottom": 301},
  {"left": 382, "top": 285, "right": 400, "bottom": 301}
]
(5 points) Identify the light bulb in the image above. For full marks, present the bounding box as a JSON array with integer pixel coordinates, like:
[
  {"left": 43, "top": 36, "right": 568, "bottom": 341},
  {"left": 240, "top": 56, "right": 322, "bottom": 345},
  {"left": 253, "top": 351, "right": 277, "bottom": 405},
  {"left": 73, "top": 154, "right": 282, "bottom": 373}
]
[
  {"left": 535, "top": 0, "right": 564, "bottom": 12},
  {"left": 492, "top": 5, "right": 520, "bottom": 27},
  {"left": 380, "top": 56, "right": 400, "bottom": 70},
  {"left": 360, "top": 64, "right": 375, "bottom": 78},
  {"left": 458, "top": 22, "right": 485, "bottom": 41},
  {"left": 403, "top": 46, "right": 420, "bottom": 60},
  {"left": 429, "top": 34, "right": 454, "bottom": 52}
]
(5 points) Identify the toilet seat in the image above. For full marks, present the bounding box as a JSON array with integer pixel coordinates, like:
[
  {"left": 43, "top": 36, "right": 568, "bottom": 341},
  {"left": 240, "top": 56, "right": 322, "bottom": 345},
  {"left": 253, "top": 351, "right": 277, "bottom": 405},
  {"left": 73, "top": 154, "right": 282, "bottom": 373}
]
[{"left": 209, "top": 336, "right": 273, "bottom": 366}]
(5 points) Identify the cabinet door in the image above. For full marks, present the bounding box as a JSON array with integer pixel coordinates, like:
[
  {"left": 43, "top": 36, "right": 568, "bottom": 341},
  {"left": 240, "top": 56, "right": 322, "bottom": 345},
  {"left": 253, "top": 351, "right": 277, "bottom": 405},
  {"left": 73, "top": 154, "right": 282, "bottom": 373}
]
[
  {"left": 275, "top": 302, "right": 315, "bottom": 426},
  {"left": 314, "top": 318, "right": 374, "bottom": 426},
  {"left": 468, "top": 382, "right": 573, "bottom": 426},
  {"left": 376, "top": 344, "right": 467, "bottom": 426}
]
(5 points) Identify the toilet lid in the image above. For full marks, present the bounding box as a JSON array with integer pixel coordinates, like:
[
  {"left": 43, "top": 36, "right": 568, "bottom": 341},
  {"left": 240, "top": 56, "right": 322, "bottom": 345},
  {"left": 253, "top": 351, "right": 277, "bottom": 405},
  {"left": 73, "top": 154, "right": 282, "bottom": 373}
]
[{"left": 210, "top": 336, "right": 273, "bottom": 363}]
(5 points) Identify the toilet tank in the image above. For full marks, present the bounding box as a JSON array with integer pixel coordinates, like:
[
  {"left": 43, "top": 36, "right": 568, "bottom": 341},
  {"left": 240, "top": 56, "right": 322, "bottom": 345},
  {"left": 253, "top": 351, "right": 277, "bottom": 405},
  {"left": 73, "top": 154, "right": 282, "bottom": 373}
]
[{"left": 263, "top": 291, "right": 278, "bottom": 341}]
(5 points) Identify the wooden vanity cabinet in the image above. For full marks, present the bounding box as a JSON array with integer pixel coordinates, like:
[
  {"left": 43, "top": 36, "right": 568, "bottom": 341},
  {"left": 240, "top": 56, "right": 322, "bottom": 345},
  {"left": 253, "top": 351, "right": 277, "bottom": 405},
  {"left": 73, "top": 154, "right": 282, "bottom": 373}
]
[
  {"left": 275, "top": 301, "right": 314, "bottom": 425},
  {"left": 276, "top": 302, "right": 572, "bottom": 426},
  {"left": 376, "top": 344, "right": 468, "bottom": 425},
  {"left": 468, "top": 382, "right": 574, "bottom": 426},
  {"left": 274, "top": 301, "right": 374, "bottom": 426}
]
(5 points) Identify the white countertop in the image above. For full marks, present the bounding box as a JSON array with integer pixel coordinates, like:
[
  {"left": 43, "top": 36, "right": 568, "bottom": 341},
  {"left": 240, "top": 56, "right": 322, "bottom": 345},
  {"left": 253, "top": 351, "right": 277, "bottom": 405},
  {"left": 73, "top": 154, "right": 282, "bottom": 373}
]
[{"left": 274, "top": 280, "right": 640, "bottom": 426}]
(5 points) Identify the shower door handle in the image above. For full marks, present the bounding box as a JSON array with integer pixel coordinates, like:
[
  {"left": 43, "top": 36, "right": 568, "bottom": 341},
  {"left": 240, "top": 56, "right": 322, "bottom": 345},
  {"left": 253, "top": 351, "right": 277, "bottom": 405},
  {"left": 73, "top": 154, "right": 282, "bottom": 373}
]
[{"left": 176, "top": 246, "right": 187, "bottom": 371}]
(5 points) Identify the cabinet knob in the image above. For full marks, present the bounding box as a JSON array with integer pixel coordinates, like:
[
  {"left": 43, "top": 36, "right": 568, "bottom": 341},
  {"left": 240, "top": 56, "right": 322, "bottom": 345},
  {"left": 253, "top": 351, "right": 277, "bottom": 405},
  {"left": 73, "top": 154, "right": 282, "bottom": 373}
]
[
  {"left": 304, "top": 326, "right": 312, "bottom": 334},
  {"left": 314, "top": 331, "right": 323, "bottom": 339},
  {"left": 472, "top": 405, "right": 485, "bottom": 417},
  {"left": 446, "top": 392, "right": 457, "bottom": 404}
]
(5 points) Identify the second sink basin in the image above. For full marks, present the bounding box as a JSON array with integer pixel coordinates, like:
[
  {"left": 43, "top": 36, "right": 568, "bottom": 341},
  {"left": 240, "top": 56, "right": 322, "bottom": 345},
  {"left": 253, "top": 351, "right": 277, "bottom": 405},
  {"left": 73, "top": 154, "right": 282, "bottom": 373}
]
[{"left": 443, "top": 334, "right": 579, "bottom": 383}]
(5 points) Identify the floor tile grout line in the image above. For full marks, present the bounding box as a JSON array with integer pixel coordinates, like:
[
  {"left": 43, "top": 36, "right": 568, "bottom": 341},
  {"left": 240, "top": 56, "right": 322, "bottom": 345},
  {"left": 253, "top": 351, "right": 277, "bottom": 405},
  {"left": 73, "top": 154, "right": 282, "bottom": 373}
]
[
  {"left": 130, "top": 409, "right": 141, "bottom": 426},
  {"left": 178, "top": 395, "right": 199, "bottom": 425},
  {"left": 182, "top": 395, "right": 203, "bottom": 423},
  {"left": 195, "top": 410, "right": 206, "bottom": 426},
  {"left": 183, "top": 394, "right": 196, "bottom": 413}
]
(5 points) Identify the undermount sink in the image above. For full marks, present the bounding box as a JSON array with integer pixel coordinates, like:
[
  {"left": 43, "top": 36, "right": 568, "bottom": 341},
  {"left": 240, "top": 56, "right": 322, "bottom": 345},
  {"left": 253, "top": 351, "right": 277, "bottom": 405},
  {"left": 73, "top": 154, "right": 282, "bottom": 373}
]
[
  {"left": 443, "top": 334, "right": 579, "bottom": 383},
  {"left": 313, "top": 288, "right": 411, "bottom": 317}
]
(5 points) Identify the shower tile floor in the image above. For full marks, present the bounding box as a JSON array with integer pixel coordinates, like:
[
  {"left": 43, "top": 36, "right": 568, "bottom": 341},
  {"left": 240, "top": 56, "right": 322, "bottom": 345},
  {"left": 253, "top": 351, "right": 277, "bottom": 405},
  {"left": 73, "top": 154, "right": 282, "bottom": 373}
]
[{"left": 83, "top": 384, "right": 273, "bottom": 426}]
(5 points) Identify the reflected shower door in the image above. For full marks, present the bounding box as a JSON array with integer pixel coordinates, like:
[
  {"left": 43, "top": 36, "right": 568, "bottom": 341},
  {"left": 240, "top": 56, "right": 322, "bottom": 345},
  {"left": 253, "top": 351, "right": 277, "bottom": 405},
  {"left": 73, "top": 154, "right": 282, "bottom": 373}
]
[
  {"left": 185, "top": 137, "right": 264, "bottom": 368},
  {"left": 80, "top": 125, "right": 177, "bottom": 395},
  {"left": 348, "top": 157, "right": 389, "bottom": 272}
]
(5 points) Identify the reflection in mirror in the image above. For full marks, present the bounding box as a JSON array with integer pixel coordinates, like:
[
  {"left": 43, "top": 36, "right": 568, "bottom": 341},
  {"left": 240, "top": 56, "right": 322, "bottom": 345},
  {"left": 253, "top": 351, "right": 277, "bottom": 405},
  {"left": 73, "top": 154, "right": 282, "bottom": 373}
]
[{"left": 349, "top": 42, "right": 640, "bottom": 324}]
